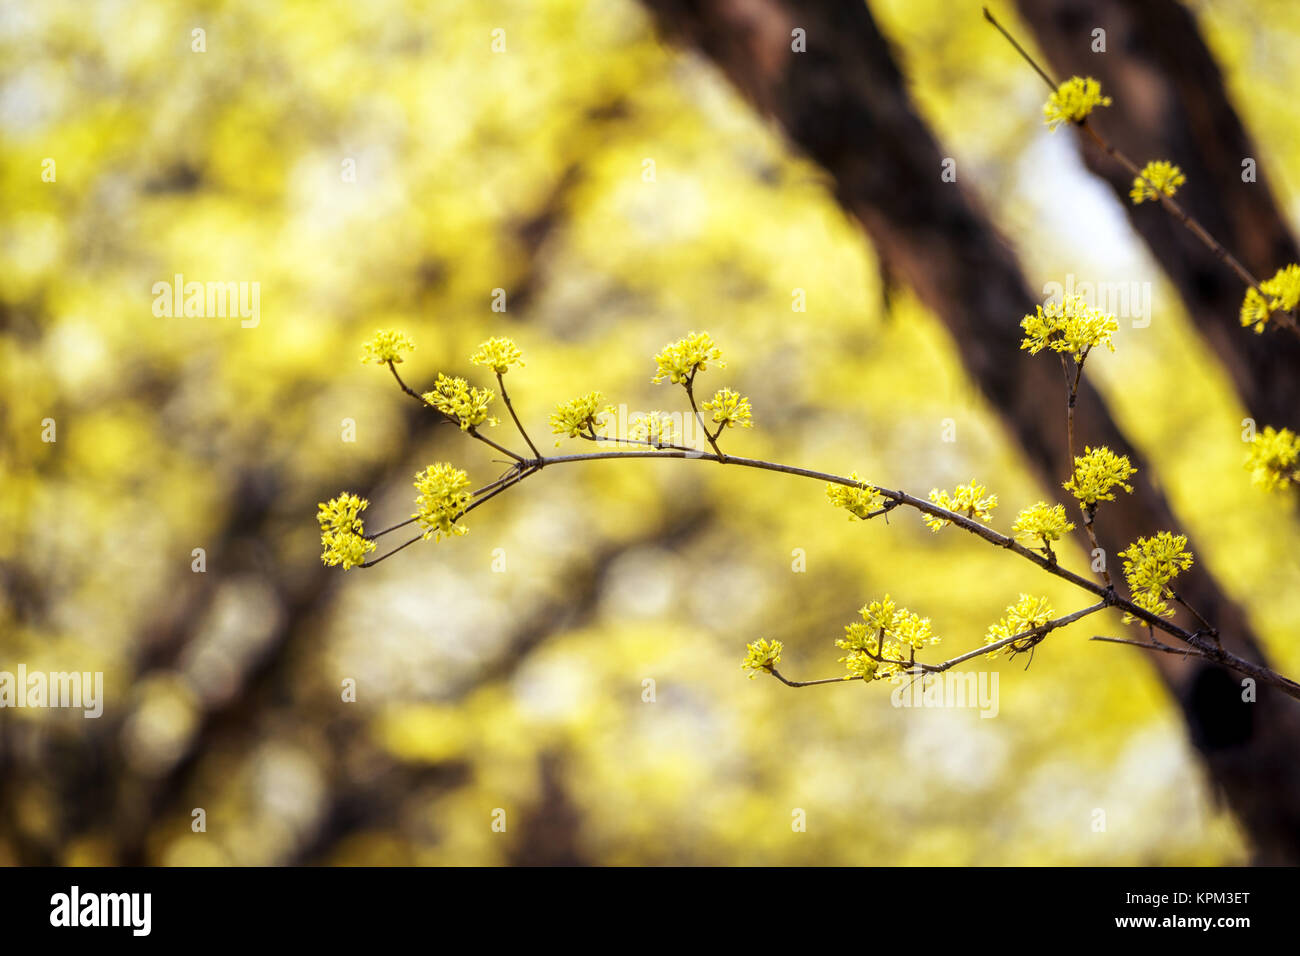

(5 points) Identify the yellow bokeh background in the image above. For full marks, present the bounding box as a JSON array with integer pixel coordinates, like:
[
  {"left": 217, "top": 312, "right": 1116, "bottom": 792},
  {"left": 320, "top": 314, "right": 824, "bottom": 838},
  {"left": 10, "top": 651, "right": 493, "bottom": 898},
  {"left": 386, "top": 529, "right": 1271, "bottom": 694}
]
[{"left": 1, "top": 0, "right": 1297, "bottom": 865}]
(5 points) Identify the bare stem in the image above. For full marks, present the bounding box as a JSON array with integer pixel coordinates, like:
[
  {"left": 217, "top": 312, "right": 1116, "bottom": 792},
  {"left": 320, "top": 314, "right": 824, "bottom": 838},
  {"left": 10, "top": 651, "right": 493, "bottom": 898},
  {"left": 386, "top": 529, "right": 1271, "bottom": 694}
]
[
  {"left": 365, "top": 515, "right": 418, "bottom": 540},
  {"left": 1091, "top": 635, "right": 1208, "bottom": 659},
  {"left": 1172, "top": 591, "right": 1218, "bottom": 641},
  {"left": 496, "top": 371, "right": 541, "bottom": 461},
  {"left": 982, "top": 7, "right": 1055, "bottom": 90},
  {"left": 684, "top": 373, "right": 725, "bottom": 460},
  {"left": 767, "top": 670, "right": 858, "bottom": 688}
]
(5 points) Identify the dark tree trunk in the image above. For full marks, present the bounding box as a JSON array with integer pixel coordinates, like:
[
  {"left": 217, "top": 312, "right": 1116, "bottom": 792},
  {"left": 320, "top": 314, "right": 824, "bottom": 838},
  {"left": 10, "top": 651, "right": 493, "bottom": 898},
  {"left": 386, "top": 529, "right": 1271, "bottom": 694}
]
[
  {"left": 1016, "top": 0, "right": 1300, "bottom": 431},
  {"left": 638, "top": 0, "right": 1300, "bottom": 863}
]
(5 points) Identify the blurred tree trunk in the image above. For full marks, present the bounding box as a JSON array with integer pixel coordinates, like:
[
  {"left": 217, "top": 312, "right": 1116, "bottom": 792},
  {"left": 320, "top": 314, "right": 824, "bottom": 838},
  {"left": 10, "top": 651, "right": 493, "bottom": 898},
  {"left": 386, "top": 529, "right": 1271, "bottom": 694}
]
[
  {"left": 637, "top": 0, "right": 1300, "bottom": 863},
  {"left": 1016, "top": 0, "right": 1300, "bottom": 432}
]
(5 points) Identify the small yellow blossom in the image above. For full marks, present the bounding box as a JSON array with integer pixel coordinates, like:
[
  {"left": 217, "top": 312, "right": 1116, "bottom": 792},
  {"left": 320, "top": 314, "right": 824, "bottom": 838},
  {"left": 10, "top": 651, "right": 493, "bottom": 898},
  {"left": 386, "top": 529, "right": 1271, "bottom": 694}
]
[
  {"left": 837, "top": 595, "right": 937, "bottom": 682},
  {"left": 470, "top": 336, "right": 524, "bottom": 375},
  {"left": 1240, "top": 288, "right": 1273, "bottom": 334},
  {"left": 924, "top": 480, "right": 998, "bottom": 531},
  {"left": 1130, "top": 160, "right": 1186, "bottom": 204},
  {"left": 1064, "top": 446, "right": 1135, "bottom": 506},
  {"left": 629, "top": 411, "right": 678, "bottom": 447},
  {"left": 1012, "top": 501, "right": 1075, "bottom": 546},
  {"left": 701, "top": 387, "right": 753, "bottom": 429},
  {"left": 984, "top": 594, "right": 1056, "bottom": 658},
  {"left": 1043, "top": 76, "right": 1111, "bottom": 130},
  {"left": 1120, "top": 532, "right": 1194, "bottom": 621},
  {"left": 1240, "top": 264, "right": 1300, "bottom": 333},
  {"left": 413, "top": 463, "right": 473, "bottom": 540},
  {"left": 1128, "top": 590, "right": 1173, "bottom": 620},
  {"left": 423, "top": 374, "right": 497, "bottom": 431},
  {"left": 318, "top": 493, "right": 376, "bottom": 570},
  {"left": 652, "top": 331, "right": 724, "bottom": 385},
  {"left": 549, "top": 391, "right": 614, "bottom": 442},
  {"left": 1020, "top": 294, "right": 1119, "bottom": 362},
  {"left": 1245, "top": 425, "right": 1300, "bottom": 491},
  {"left": 861, "top": 596, "right": 936, "bottom": 651},
  {"left": 360, "top": 329, "right": 415, "bottom": 365},
  {"left": 1263, "top": 264, "right": 1300, "bottom": 312},
  {"left": 826, "top": 473, "right": 883, "bottom": 520},
  {"left": 741, "top": 638, "right": 783, "bottom": 678}
]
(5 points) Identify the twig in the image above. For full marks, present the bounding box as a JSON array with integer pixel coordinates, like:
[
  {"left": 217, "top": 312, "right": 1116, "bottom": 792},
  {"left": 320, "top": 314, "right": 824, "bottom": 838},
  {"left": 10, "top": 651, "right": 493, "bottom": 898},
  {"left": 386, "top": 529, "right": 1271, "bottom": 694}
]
[
  {"left": 684, "top": 372, "right": 725, "bottom": 461},
  {"left": 386, "top": 360, "right": 525, "bottom": 462},
  {"left": 1172, "top": 591, "right": 1218, "bottom": 642},
  {"left": 982, "top": 6, "right": 1055, "bottom": 89},
  {"left": 768, "top": 600, "right": 1110, "bottom": 686},
  {"left": 1091, "top": 634, "right": 1207, "bottom": 660},
  {"left": 496, "top": 371, "right": 541, "bottom": 462}
]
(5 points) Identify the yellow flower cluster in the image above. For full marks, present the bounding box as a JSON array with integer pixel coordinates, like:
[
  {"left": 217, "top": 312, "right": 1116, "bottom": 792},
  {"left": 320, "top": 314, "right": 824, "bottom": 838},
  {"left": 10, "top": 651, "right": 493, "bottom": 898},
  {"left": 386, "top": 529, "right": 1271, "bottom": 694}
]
[
  {"left": 1020, "top": 294, "right": 1119, "bottom": 362},
  {"left": 826, "top": 473, "right": 883, "bottom": 520},
  {"left": 741, "top": 638, "right": 784, "bottom": 678},
  {"left": 1011, "top": 501, "right": 1075, "bottom": 546},
  {"left": 701, "top": 387, "right": 753, "bottom": 429},
  {"left": 317, "top": 493, "right": 376, "bottom": 570},
  {"left": 629, "top": 411, "right": 678, "bottom": 447},
  {"left": 984, "top": 594, "right": 1055, "bottom": 658},
  {"left": 360, "top": 329, "right": 416, "bottom": 365},
  {"left": 1130, "top": 160, "right": 1186, "bottom": 204},
  {"left": 924, "top": 480, "right": 998, "bottom": 531},
  {"left": 837, "top": 596, "right": 936, "bottom": 682},
  {"left": 423, "top": 374, "right": 498, "bottom": 431},
  {"left": 1043, "top": 76, "right": 1111, "bottom": 130},
  {"left": 1245, "top": 425, "right": 1300, "bottom": 491},
  {"left": 1064, "top": 446, "right": 1135, "bottom": 506},
  {"left": 1240, "top": 264, "right": 1300, "bottom": 333},
  {"left": 549, "top": 391, "right": 613, "bottom": 441},
  {"left": 470, "top": 336, "right": 524, "bottom": 375},
  {"left": 652, "top": 331, "right": 724, "bottom": 385},
  {"left": 413, "top": 463, "right": 473, "bottom": 540},
  {"left": 1120, "top": 532, "right": 1194, "bottom": 620}
]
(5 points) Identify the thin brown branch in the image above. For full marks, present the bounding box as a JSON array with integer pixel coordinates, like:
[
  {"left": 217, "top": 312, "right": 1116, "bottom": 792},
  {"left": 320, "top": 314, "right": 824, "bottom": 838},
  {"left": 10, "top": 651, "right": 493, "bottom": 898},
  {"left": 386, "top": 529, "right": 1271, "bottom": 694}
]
[
  {"left": 684, "top": 372, "right": 725, "bottom": 461},
  {"left": 1091, "top": 634, "right": 1208, "bottom": 659},
  {"left": 1172, "top": 591, "right": 1219, "bottom": 641},
  {"left": 530, "top": 448, "right": 1300, "bottom": 701},
  {"left": 983, "top": 7, "right": 1055, "bottom": 90},
  {"left": 767, "top": 668, "right": 858, "bottom": 688},
  {"left": 497, "top": 371, "right": 542, "bottom": 461}
]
